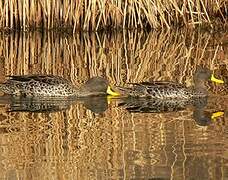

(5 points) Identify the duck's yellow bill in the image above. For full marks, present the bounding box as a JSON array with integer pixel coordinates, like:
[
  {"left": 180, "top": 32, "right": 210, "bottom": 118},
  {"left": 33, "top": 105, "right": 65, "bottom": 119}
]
[
  {"left": 210, "top": 74, "right": 224, "bottom": 84},
  {"left": 107, "top": 86, "right": 120, "bottom": 96},
  {"left": 211, "top": 111, "right": 224, "bottom": 120}
]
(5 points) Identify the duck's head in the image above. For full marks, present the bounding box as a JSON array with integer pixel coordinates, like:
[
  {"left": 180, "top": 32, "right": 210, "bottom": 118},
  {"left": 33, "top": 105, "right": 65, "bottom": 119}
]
[
  {"left": 194, "top": 66, "right": 224, "bottom": 84},
  {"left": 80, "top": 77, "right": 120, "bottom": 97},
  {"left": 193, "top": 109, "right": 224, "bottom": 126}
]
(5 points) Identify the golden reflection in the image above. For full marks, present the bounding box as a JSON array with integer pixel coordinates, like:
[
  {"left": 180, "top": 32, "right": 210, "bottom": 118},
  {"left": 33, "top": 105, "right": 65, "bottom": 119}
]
[{"left": 0, "top": 30, "right": 227, "bottom": 179}]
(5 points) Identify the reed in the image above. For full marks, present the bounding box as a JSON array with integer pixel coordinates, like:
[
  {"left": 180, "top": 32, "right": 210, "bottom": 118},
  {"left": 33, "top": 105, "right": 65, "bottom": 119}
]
[{"left": 0, "top": 0, "right": 227, "bottom": 32}]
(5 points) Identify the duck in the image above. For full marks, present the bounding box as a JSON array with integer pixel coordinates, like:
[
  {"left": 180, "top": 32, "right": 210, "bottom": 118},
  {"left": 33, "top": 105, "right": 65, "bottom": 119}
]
[
  {"left": 114, "top": 66, "right": 224, "bottom": 99},
  {"left": 0, "top": 75, "right": 120, "bottom": 97}
]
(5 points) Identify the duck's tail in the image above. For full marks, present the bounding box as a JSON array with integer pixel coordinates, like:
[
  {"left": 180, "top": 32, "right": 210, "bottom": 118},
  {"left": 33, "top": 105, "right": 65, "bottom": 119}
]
[
  {"left": 0, "top": 83, "right": 7, "bottom": 94},
  {"left": 0, "top": 82, "right": 15, "bottom": 95}
]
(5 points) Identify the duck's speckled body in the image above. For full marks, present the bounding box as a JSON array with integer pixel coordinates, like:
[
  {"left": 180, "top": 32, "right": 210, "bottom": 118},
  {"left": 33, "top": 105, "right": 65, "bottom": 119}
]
[
  {"left": 118, "top": 81, "right": 198, "bottom": 99},
  {"left": 115, "top": 66, "right": 224, "bottom": 99},
  {"left": 0, "top": 75, "right": 119, "bottom": 97}
]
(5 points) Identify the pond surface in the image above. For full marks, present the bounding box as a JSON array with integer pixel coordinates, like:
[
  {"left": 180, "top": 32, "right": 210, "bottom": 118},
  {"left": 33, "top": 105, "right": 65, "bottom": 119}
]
[{"left": 0, "top": 30, "right": 227, "bottom": 179}]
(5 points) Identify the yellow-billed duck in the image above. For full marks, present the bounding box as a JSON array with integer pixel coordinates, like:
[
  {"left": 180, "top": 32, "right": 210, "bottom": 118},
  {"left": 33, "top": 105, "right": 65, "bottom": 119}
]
[
  {"left": 0, "top": 75, "right": 120, "bottom": 97},
  {"left": 114, "top": 66, "right": 224, "bottom": 99}
]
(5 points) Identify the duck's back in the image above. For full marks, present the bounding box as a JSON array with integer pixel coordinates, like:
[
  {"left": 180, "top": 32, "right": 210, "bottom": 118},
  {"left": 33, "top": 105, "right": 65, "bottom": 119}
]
[
  {"left": 0, "top": 75, "right": 76, "bottom": 97},
  {"left": 126, "top": 81, "right": 194, "bottom": 99}
]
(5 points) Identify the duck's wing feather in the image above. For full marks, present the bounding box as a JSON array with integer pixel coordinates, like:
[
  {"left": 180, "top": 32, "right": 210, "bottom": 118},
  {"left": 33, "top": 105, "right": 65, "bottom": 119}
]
[
  {"left": 129, "top": 81, "right": 186, "bottom": 89},
  {"left": 125, "top": 81, "right": 189, "bottom": 98},
  {"left": 8, "top": 75, "right": 49, "bottom": 81},
  {"left": 7, "top": 75, "right": 71, "bottom": 85},
  {"left": 0, "top": 75, "right": 75, "bottom": 96}
]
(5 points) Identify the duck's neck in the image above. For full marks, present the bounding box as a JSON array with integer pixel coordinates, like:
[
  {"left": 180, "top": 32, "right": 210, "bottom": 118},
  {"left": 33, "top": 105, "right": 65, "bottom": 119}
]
[
  {"left": 76, "top": 85, "right": 91, "bottom": 97},
  {"left": 193, "top": 78, "right": 208, "bottom": 95},
  {"left": 76, "top": 86, "right": 103, "bottom": 97},
  {"left": 71, "top": 86, "right": 81, "bottom": 97}
]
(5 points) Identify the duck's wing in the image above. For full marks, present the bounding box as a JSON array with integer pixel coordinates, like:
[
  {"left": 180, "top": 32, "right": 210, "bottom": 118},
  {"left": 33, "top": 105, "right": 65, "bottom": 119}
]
[
  {"left": 8, "top": 75, "right": 48, "bottom": 81},
  {"left": 0, "top": 75, "right": 74, "bottom": 96},
  {"left": 125, "top": 81, "right": 189, "bottom": 98},
  {"left": 7, "top": 75, "right": 71, "bottom": 85},
  {"left": 131, "top": 81, "right": 186, "bottom": 88}
]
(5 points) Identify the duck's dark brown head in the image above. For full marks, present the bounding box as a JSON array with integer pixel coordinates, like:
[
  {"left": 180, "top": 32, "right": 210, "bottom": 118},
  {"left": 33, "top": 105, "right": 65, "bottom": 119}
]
[
  {"left": 194, "top": 66, "right": 224, "bottom": 84},
  {"left": 79, "top": 77, "right": 120, "bottom": 97}
]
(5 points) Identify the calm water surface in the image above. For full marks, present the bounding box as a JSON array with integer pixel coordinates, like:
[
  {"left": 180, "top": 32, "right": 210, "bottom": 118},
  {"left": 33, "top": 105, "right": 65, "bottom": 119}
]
[{"left": 0, "top": 30, "right": 227, "bottom": 179}]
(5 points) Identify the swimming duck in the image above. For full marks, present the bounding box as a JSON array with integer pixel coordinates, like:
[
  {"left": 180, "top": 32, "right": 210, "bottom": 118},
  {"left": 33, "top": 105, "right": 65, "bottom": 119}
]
[
  {"left": 115, "top": 66, "right": 224, "bottom": 99},
  {"left": 0, "top": 75, "right": 120, "bottom": 97}
]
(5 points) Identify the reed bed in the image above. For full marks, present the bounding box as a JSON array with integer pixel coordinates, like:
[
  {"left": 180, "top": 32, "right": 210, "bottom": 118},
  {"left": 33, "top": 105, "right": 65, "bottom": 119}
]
[{"left": 0, "top": 0, "right": 227, "bottom": 32}]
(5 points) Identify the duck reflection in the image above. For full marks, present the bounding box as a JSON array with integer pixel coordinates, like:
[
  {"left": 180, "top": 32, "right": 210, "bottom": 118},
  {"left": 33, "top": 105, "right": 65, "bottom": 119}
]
[
  {"left": 118, "top": 97, "right": 224, "bottom": 126},
  {"left": 0, "top": 96, "right": 108, "bottom": 114},
  {"left": 0, "top": 95, "right": 224, "bottom": 125}
]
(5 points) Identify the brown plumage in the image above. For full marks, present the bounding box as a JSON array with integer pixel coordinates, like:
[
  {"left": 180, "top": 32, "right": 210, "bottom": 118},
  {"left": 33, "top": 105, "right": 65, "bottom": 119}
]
[
  {"left": 0, "top": 75, "right": 118, "bottom": 97},
  {"left": 115, "top": 66, "right": 224, "bottom": 99}
]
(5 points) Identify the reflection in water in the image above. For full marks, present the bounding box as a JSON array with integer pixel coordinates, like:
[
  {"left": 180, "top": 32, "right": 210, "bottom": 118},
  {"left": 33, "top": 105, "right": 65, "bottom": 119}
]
[
  {"left": 0, "top": 96, "right": 108, "bottom": 114},
  {"left": 118, "top": 96, "right": 224, "bottom": 126},
  {"left": 0, "top": 30, "right": 227, "bottom": 179}
]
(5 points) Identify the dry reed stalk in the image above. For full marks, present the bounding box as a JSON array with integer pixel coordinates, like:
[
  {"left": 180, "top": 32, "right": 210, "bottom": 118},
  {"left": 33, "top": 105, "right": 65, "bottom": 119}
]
[
  {"left": 5, "top": 0, "right": 9, "bottom": 28},
  {"left": 18, "top": 1, "right": 22, "bottom": 29},
  {"left": 0, "top": 1, "right": 2, "bottom": 25}
]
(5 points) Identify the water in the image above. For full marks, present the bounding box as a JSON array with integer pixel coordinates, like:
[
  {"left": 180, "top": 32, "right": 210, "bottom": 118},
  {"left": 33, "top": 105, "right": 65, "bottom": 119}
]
[{"left": 0, "top": 30, "right": 227, "bottom": 180}]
